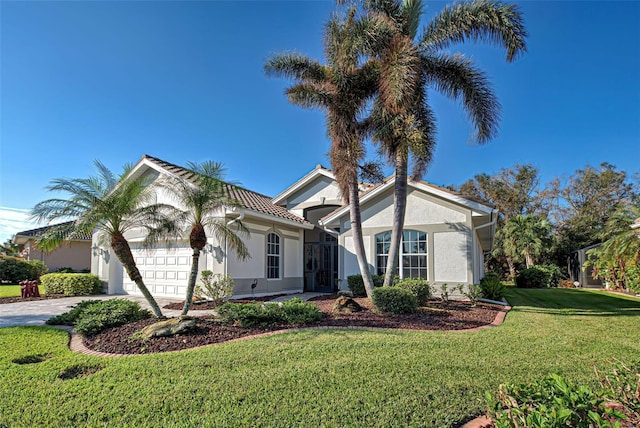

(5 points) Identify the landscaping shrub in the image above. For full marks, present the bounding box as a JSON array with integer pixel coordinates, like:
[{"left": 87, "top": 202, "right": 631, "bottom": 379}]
[
  {"left": 487, "top": 373, "right": 628, "bottom": 427},
  {"left": 40, "top": 273, "right": 102, "bottom": 296},
  {"left": 394, "top": 278, "right": 430, "bottom": 306},
  {"left": 194, "top": 270, "right": 234, "bottom": 306},
  {"left": 47, "top": 299, "right": 151, "bottom": 336},
  {"left": 54, "top": 267, "right": 75, "bottom": 273},
  {"left": 480, "top": 272, "right": 506, "bottom": 301},
  {"left": 457, "top": 283, "right": 482, "bottom": 306},
  {"left": 515, "top": 265, "right": 564, "bottom": 288},
  {"left": 372, "top": 287, "right": 417, "bottom": 314},
  {"left": 217, "top": 298, "right": 321, "bottom": 328},
  {"left": 0, "top": 256, "right": 47, "bottom": 283},
  {"left": 347, "top": 274, "right": 383, "bottom": 297}
]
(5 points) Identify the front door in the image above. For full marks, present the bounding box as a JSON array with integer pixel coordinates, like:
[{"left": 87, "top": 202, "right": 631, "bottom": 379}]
[{"left": 304, "top": 242, "right": 337, "bottom": 293}]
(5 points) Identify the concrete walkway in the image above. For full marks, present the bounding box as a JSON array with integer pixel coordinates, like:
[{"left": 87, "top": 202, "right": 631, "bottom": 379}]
[{"left": 0, "top": 292, "right": 326, "bottom": 328}]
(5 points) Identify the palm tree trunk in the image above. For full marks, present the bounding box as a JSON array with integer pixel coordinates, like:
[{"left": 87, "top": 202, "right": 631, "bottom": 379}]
[
  {"left": 349, "top": 182, "right": 375, "bottom": 298},
  {"left": 182, "top": 248, "right": 201, "bottom": 315},
  {"left": 525, "top": 251, "right": 534, "bottom": 268},
  {"left": 506, "top": 256, "right": 516, "bottom": 280},
  {"left": 384, "top": 151, "right": 408, "bottom": 287},
  {"left": 110, "top": 233, "right": 163, "bottom": 318}
]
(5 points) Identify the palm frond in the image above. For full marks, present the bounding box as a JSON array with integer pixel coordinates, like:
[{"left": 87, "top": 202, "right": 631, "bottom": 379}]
[
  {"left": 402, "top": 0, "right": 423, "bottom": 40},
  {"left": 264, "top": 54, "right": 326, "bottom": 83},
  {"left": 286, "top": 82, "right": 334, "bottom": 110},
  {"left": 422, "top": 52, "right": 500, "bottom": 143},
  {"left": 420, "top": 0, "right": 527, "bottom": 62}
]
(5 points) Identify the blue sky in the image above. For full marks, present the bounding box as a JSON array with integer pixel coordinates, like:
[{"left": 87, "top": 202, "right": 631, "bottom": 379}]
[{"left": 1, "top": 0, "right": 638, "bottom": 243}]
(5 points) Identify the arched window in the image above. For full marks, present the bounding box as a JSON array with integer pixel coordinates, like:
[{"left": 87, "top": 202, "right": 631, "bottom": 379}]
[
  {"left": 375, "top": 230, "right": 427, "bottom": 279},
  {"left": 267, "top": 233, "right": 281, "bottom": 279}
]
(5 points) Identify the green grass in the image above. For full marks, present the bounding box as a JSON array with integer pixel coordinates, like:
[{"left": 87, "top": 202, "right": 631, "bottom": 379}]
[
  {"left": 1, "top": 288, "right": 639, "bottom": 427},
  {"left": 0, "top": 284, "right": 45, "bottom": 297}
]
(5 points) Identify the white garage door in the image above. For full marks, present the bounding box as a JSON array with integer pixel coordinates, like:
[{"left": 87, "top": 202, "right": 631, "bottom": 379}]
[{"left": 123, "top": 245, "right": 192, "bottom": 298}]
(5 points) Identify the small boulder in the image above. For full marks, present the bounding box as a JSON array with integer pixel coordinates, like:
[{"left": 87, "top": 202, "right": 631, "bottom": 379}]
[
  {"left": 337, "top": 290, "right": 354, "bottom": 298},
  {"left": 141, "top": 316, "right": 197, "bottom": 338},
  {"left": 332, "top": 296, "right": 363, "bottom": 313}
]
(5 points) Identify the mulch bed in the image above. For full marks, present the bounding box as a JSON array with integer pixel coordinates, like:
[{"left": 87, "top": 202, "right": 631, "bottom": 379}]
[
  {"left": 0, "top": 294, "right": 67, "bottom": 304},
  {"left": 84, "top": 294, "right": 504, "bottom": 355},
  {"left": 163, "top": 294, "right": 288, "bottom": 310}
]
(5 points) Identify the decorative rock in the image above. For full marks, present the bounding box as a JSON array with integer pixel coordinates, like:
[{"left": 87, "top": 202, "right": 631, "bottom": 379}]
[
  {"left": 332, "top": 296, "right": 363, "bottom": 313},
  {"left": 337, "top": 290, "right": 354, "bottom": 298},
  {"left": 141, "top": 316, "right": 197, "bottom": 338}
]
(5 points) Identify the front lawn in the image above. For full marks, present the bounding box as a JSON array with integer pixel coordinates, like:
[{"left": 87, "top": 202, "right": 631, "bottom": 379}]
[
  {"left": 0, "top": 284, "right": 45, "bottom": 298},
  {"left": 1, "top": 288, "right": 638, "bottom": 427}
]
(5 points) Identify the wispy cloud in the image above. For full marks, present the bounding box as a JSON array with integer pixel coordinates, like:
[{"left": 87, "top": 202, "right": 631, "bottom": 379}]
[{"left": 0, "top": 207, "right": 38, "bottom": 243}]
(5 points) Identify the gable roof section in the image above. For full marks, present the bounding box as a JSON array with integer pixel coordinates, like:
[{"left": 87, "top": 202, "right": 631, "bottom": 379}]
[
  {"left": 13, "top": 221, "right": 92, "bottom": 244},
  {"left": 319, "top": 176, "right": 496, "bottom": 226},
  {"left": 137, "top": 155, "right": 312, "bottom": 228},
  {"left": 272, "top": 164, "right": 336, "bottom": 205}
]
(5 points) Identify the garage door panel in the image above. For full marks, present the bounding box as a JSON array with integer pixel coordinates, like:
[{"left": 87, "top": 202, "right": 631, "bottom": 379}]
[{"left": 123, "top": 244, "right": 192, "bottom": 298}]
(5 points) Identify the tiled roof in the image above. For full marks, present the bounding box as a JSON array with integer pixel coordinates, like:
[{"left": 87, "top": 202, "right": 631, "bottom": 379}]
[
  {"left": 14, "top": 221, "right": 92, "bottom": 241},
  {"left": 142, "top": 155, "right": 312, "bottom": 226}
]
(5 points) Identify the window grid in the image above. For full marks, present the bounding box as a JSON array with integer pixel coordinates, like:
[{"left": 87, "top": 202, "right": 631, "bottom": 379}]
[
  {"left": 267, "top": 233, "right": 280, "bottom": 279},
  {"left": 376, "top": 230, "right": 427, "bottom": 279}
]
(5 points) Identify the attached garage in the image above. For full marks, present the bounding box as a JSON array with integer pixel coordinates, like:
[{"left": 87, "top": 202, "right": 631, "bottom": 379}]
[{"left": 122, "top": 244, "right": 192, "bottom": 298}]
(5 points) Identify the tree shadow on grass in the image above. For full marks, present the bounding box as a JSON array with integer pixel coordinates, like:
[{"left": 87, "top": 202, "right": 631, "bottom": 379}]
[{"left": 506, "top": 288, "right": 640, "bottom": 317}]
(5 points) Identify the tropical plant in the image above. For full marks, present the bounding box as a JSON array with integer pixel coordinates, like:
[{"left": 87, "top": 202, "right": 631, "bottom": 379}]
[
  {"left": 0, "top": 239, "right": 19, "bottom": 257},
  {"left": 265, "top": 7, "right": 381, "bottom": 297},
  {"left": 584, "top": 203, "right": 640, "bottom": 292},
  {"left": 31, "top": 160, "right": 173, "bottom": 317},
  {"left": 158, "top": 161, "right": 250, "bottom": 315},
  {"left": 359, "top": 0, "right": 527, "bottom": 287},
  {"left": 496, "top": 214, "right": 552, "bottom": 271},
  {"left": 194, "top": 270, "right": 235, "bottom": 307}
]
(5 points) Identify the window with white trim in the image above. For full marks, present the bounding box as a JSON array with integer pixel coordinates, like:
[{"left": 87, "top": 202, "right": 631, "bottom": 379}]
[
  {"left": 376, "top": 230, "right": 427, "bottom": 279},
  {"left": 267, "top": 233, "right": 280, "bottom": 279}
]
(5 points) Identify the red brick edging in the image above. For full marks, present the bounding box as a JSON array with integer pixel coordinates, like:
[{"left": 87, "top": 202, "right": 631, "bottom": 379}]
[{"left": 54, "top": 304, "right": 512, "bottom": 358}]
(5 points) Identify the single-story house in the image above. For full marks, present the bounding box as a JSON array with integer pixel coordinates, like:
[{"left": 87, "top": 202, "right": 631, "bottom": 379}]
[
  {"left": 13, "top": 222, "right": 92, "bottom": 272},
  {"left": 93, "top": 154, "right": 497, "bottom": 298}
]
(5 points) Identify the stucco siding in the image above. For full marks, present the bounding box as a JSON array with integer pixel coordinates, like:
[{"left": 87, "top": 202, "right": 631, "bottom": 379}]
[
  {"left": 229, "top": 233, "right": 265, "bottom": 279},
  {"left": 287, "top": 176, "right": 342, "bottom": 210},
  {"left": 26, "top": 241, "right": 91, "bottom": 272},
  {"left": 433, "top": 231, "right": 468, "bottom": 283},
  {"left": 342, "top": 235, "right": 372, "bottom": 278},
  {"left": 284, "top": 238, "right": 301, "bottom": 277}
]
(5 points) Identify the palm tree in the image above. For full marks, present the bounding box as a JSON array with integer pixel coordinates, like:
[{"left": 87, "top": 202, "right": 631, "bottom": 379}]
[
  {"left": 31, "top": 161, "right": 174, "bottom": 318},
  {"left": 497, "top": 214, "right": 551, "bottom": 269},
  {"left": 360, "top": 0, "right": 526, "bottom": 286},
  {"left": 158, "top": 161, "right": 250, "bottom": 315},
  {"left": 265, "top": 8, "right": 381, "bottom": 297}
]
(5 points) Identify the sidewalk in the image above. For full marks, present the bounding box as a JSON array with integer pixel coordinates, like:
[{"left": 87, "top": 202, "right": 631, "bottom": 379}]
[{"left": 0, "top": 292, "right": 326, "bottom": 328}]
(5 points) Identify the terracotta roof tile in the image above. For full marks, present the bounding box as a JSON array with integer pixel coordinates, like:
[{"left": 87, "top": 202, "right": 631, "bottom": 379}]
[
  {"left": 14, "top": 221, "right": 92, "bottom": 241},
  {"left": 143, "top": 155, "right": 311, "bottom": 226}
]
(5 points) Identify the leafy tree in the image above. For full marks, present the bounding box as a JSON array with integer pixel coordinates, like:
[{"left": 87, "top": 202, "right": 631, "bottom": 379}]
[
  {"left": 265, "top": 8, "right": 380, "bottom": 297},
  {"left": 159, "top": 161, "right": 250, "bottom": 315},
  {"left": 31, "top": 161, "right": 173, "bottom": 318},
  {"left": 554, "top": 163, "right": 638, "bottom": 267},
  {"left": 460, "top": 164, "right": 554, "bottom": 277},
  {"left": 360, "top": 0, "right": 527, "bottom": 286},
  {"left": 0, "top": 239, "right": 19, "bottom": 257},
  {"left": 495, "top": 214, "right": 552, "bottom": 269}
]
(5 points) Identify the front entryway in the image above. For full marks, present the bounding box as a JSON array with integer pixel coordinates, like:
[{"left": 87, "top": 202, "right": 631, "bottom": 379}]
[{"left": 304, "top": 242, "right": 337, "bottom": 293}]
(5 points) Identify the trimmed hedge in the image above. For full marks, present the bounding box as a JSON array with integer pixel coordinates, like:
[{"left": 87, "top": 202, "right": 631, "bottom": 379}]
[
  {"left": 372, "top": 287, "right": 417, "bottom": 314},
  {"left": 394, "top": 278, "right": 430, "bottom": 306},
  {"left": 515, "top": 265, "right": 564, "bottom": 288},
  {"left": 46, "top": 299, "right": 151, "bottom": 336},
  {"left": 347, "top": 274, "right": 384, "bottom": 297},
  {"left": 41, "top": 273, "right": 102, "bottom": 296},
  {"left": 217, "top": 298, "right": 322, "bottom": 328},
  {"left": 480, "top": 272, "right": 506, "bottom": 301},
  {"left": 0, "top": 256, "right": 48, "bottom": 283}
]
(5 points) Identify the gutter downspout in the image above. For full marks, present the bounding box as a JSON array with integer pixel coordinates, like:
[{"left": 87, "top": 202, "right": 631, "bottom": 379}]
[
  {"left": 472, "top": 210, "right": 498, "bottom": 283},
  {"left": 225, "top": 212, "right": 245, "bottom": 277}
]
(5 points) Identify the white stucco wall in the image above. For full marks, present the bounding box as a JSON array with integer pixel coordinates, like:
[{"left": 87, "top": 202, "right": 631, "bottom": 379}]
[
  {"left": 433, "top": 231, "right": 468, "bottom": 283},
  {"left": 284, "top": 238, "right": 302, "bottom": 277},
  {"left": 287, "top": 176, "right": 342, "bottom": 210},
  {"left": 229, "top": 233, "right": 265, "bottom": 279},
  {"left": 343, "top": 235, "right": 372, "bottom": 278}
]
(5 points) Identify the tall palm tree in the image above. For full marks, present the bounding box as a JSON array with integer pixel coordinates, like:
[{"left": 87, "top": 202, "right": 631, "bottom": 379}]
[
  {"left": 31, "top": 161, "right": 174, "bottom": 318},
  {"left": 497, "top": 214, "right": 551, "bottom": 268},
  {"left": 159, "top": 161, "right": 250, "bottom": 315},
  {"left": 360, "top": 0, "right": 527, "bottom": 286},
  {"left": 265, "top": 8, "right": 382, "bottom": 297}
]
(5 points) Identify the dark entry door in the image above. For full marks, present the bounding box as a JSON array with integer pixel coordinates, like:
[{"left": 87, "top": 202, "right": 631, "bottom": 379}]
[{"left": 304, "top": 242, "right": 337, "bottom": 293}]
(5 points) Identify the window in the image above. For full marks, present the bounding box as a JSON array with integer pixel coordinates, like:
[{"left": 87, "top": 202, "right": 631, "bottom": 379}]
[
  {"left": 267, "top": 233, "right": 280, "bottom": 279},
  {"left": 376, "top": 230, "right": 427, "bottom": 279}
]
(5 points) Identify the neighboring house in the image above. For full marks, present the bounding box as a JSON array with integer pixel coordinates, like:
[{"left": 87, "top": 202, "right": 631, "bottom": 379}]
[
  {"left": 93, "top": 155, "right": 497, "bottom": 299},
  {"left": 13, "top": 222, "right": 92, "bottom": 272}
]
